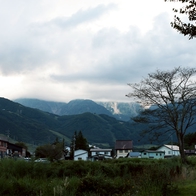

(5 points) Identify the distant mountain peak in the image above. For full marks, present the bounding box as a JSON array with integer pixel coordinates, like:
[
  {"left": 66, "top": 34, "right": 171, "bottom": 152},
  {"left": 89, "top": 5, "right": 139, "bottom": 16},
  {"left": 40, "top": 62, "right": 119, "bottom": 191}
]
[
  {"left": 14, "top": 98, "right": 143, "bottom": 121},
  {"left": 109, "top": 102, "right": 121, "bottom": 114}
]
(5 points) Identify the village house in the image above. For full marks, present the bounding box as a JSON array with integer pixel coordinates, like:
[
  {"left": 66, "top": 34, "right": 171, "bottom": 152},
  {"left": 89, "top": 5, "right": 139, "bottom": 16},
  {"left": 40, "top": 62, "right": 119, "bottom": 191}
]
[
  {"left": 185, "top": 149, "right": 196, "bottom": 156},
  {"left": 0, "top": 137, "right": 26, "bottom": 158},
  {"left": 141, "top": 150, "right": 165, "bottom": 159},
  {"left": 115, "top": 140, "right": 133, "bottom": 158},
  {"left": 184, "top": 145, "right": 196, "bottom": 156},
  {"left": 90, "top": 148, "right": 112, "bottom": 161},
  {"left": 0, "top": 138, "right": 8, "bottom": 158},
  {"left": 7, "top": 142, "right": 26, "bottom": 157},
  {"left": 74, "top": 149, "right": 88, "bottom": 161},
  {"left": 127, "top": 151, "right": 141, "bottom": 158},
  {"left": 157, "top": 144, "right": 180, "bottom": 158}
]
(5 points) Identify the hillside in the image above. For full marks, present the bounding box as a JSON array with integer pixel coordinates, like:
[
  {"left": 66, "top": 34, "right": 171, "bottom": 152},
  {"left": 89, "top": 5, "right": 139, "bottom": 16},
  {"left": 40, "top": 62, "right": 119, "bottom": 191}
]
[
  {"left": 98, "top": 101, "right": 143, "bottom": 121},
  {"left": 15, "top": 98, "right": 143, "bottom": 121},
  {"left": 0, "top": 97, "right": 144, "bottom": 147},
  {"left": 0, "top": 98, "right": 61, "bottom": 145},
  {"left": 14, "top": 98, "right": 66, "bottom": 115},
  {"left": 4, "top": 97, "right": 192, "bottom": 148},
  {"left": 56, "top": 113, "right": 143, "bottom": 147},
  {"left": 59, "top": 99, "right": 112, "bottom": 116}
]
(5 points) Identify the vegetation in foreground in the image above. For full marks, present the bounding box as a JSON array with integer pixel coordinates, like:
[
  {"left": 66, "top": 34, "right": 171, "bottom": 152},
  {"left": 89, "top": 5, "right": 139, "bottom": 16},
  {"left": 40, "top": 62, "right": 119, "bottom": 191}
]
[{"left": 0, "top": 157, "right": 196, "bottom": 196}]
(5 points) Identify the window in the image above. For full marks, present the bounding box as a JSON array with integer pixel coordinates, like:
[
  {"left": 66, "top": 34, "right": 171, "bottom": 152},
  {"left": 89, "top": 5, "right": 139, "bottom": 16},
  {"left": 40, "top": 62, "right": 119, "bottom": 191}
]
[
  {"left": 143, "top": 153, "right": 146, "bottom": 155},
  {"left": 104, "top": 152, "right": 108, "bottom": 155},
  {"left": 119, "top": 150, "right": 123, "bottom": 153},
  {"left": 124, "top": 150, "right": 128, "bottom": 153},
  {"left": 156, "top": 153, "right": 158, "bottom": 156}
]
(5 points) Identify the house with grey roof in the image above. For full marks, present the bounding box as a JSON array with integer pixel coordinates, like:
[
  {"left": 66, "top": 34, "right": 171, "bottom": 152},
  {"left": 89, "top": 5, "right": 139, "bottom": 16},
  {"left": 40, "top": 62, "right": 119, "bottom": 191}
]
[
  {"left": 156, "top": 144, "right": 180, "bottom": 158},
  {"left": 115, "top": 140, "right": 133, "bottom": 158}
]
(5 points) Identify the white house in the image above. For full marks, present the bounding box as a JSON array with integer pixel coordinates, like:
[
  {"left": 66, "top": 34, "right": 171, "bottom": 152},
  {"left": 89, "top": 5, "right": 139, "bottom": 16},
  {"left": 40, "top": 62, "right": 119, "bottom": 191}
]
[
  {"left": 74, "top": 149, "right": 88, "bottom": 161},
  {"left": 157, "top": 144, "right": 180, "bottom": 158},
  {"left": 90, "top": 148, "right": 112, "bottom": 160}
]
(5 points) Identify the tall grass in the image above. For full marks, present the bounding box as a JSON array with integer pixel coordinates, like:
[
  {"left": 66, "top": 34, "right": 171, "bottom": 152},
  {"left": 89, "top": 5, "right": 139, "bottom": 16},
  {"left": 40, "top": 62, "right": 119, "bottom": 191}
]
[{"left": 0, "top": 157, "right": 190, "bottom": 196}]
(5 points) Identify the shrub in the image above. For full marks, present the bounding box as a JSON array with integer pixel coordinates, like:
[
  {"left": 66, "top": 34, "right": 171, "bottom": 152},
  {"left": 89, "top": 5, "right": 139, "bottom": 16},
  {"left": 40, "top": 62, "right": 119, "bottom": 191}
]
[
  {"left": 77, "top": 174, "right": 135, "bottom": 196},
  {"left": 0, "top": 157, "right": 188, "bottom": 195}
]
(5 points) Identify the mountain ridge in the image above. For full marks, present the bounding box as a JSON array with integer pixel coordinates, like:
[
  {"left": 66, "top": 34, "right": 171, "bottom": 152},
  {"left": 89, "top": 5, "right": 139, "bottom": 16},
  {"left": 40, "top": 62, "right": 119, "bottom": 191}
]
[
  {"left": 0, "top": 97, "right": 144, "bottom": 147},
  {"left": 14, "top": 98, "right": 143, "bottom": 121},
  {"left": 3, "top": 97, "right": 192, "bottom": 148}
]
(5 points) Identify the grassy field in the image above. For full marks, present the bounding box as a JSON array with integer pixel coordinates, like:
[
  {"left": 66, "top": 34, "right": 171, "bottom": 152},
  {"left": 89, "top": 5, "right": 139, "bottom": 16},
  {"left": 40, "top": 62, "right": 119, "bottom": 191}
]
[
  {"left": 174, "top": 181, "right": 196, "bottom": 196},
  {"left": 0, "top": 157, "right": 195, "bottom": 196},
  {"left": 171, "top": 160, "right": 196, "bottom": 196}
]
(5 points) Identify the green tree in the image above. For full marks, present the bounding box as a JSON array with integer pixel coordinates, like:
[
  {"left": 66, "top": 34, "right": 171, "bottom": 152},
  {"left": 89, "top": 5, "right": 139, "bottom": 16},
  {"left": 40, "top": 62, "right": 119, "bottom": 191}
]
[
  {"left": 35, "top": 139, "right": 64, "bottom": 162},
  {"left": 70, "top": 131, "right": 89, "bottom": 159},
  {"left": 184, "top": 132, "right": 196, "bottom": 149},
  {"left": 165, "top": 0, "right": 196, "bottom": 39},
  {"left": 75, "top": 131, "right": 89, "bottom": 150},
  {"left": 127, "top": 67, "right": 196, "bottom": 163},
  {"left": 35, "top": 144, "right": 50, "bottom": 158}
]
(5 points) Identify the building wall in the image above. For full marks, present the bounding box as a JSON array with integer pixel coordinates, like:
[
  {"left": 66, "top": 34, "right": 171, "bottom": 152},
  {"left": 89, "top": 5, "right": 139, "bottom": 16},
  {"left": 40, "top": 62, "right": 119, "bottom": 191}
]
[
  {"left": 116, "top": 149, "right": 132, "bottom": 158},
  {"left": 141, "top": 152, "right": 164, "bottom": 159},
  {"left": 74, "top": 150, "right": 88, "bottom": 161},
  {"left": 0, "top": 140, "right": 26, "bottom": 158},
  {"left": 0, "top": 140, "right": 7, "bottom": 158},
  {"left": 22, "top": 148, "right": 26, "bottom": 157},
  {"left": 91, "top": 151, "right": 111, "bottom": 156},
  {"left": 158, "top": 146, "right": 180, "bottom": 156}
]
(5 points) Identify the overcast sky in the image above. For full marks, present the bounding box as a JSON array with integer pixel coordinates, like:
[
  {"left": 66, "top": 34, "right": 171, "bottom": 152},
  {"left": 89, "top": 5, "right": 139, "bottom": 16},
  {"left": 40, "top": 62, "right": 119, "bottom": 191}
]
[{"left": 0, "top": 0, "right": 195, "bottom": 103}]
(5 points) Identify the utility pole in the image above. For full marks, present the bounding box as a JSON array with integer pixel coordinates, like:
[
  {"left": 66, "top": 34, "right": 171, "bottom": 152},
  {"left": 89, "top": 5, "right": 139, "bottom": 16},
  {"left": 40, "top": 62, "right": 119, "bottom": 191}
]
[
  {"left": 73, "top": 135, "right": 76, "bottom": 160},
  {"left": 171, "top": 135, "right": 173, "bottom": 156}
]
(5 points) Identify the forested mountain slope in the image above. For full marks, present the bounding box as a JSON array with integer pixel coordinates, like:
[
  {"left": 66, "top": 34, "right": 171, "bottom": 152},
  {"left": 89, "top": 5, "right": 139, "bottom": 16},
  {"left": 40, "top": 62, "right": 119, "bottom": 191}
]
[{"left": 0, "top": 97, "right": 143, "bottom": 147}]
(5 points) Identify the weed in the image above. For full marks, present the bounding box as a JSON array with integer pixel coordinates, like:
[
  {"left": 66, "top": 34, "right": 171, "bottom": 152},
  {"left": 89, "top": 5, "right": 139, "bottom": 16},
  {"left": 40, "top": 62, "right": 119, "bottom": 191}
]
[{"left": 0, "top": 157, "right": 195, "bottom": 195}]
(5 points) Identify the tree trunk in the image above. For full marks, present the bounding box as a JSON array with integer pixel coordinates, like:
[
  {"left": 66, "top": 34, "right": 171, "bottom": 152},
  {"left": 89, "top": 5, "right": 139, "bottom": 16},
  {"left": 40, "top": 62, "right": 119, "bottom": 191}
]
[{"left": 177, "top": 132, "right": 187, "bottom": 164}]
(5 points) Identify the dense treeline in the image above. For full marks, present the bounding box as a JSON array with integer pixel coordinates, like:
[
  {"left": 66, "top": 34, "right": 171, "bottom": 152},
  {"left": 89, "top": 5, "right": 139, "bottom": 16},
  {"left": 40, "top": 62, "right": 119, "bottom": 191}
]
[{"left": 184, "top": 132, "right": 196, "bottom": 149}]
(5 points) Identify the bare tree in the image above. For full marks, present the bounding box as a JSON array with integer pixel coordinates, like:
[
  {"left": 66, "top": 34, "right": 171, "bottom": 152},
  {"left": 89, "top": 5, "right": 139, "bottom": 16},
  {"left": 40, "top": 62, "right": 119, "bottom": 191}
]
[
  {"left": 165, "top": 0, "right": 196, "bottom": 39},
  {"left": 126, "top": 67, "right": 196, "bottom": 163}
]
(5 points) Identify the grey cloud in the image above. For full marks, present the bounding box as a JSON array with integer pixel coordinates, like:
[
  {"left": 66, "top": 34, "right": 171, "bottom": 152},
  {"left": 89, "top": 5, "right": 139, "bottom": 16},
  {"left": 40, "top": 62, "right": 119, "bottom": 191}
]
[
  {"left": 48, "top": 3, "right": 117, "bottom": 28},
  {"left": 0, "top": 38, "right": 49, "bottom": 75},
  {"left": 50, "top": 13, "right": 196, "bottom": 87},
  {"left": 0, "top": 3, "right": 117, "bottom": 75},
  {"left": 1, "top": 9, "right": 196, "bottom": 93},
  {"left": 2, "top": 1, "right": 196, "bottom": 102}
]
